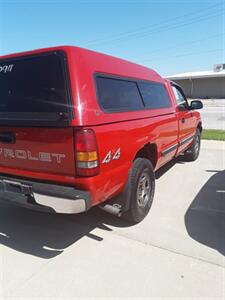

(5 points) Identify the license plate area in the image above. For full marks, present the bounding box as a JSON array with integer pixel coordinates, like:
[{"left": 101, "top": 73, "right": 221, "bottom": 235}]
[{"left": 0, "top": 179, "right": 32, "bottom": 195}]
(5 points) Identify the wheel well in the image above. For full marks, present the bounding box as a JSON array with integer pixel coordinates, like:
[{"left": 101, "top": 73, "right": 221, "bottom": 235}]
[
  {"left": 197, "top": 122, "right": 203, "bottom": 132},
  {"left": 134, "top": 143, "right": 158, "bottom": 169}
]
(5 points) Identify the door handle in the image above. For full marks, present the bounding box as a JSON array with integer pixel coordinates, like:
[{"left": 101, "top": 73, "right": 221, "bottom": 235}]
[
  {"left": 0, "top": 132, "right": 16, "bottom": 144},
  {"left": 181, "top": 117, "right": 185, "bottom": 124}
]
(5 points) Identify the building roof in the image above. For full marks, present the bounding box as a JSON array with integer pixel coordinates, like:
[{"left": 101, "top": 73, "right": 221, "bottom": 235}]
[{"left": 166, "top": 70, "right": 225, "bottom": 80}]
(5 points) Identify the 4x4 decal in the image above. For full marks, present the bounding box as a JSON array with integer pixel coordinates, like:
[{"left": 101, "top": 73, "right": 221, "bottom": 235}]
[{"left": 102, "top": 148, "right": 121, "bottom": 164}]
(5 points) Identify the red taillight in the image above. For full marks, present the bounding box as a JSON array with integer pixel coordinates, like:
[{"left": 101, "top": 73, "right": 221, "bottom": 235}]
[{"left": 74, "top": 129, "right": 99, "bottom": 177}]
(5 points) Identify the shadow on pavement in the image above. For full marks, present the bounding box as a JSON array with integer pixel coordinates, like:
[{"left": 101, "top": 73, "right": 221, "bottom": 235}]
[
  {"left": 185, "top": 170, "right": 225, "bottom": 256},
  {"left": 155, "top": 157, "right": 185, "bottom": 179},
  {"left": 0, "top": 202, "right": 130, "bottom": 259},
  {"left": 0, "top": 157, "right": 184, "bottom": 259}
]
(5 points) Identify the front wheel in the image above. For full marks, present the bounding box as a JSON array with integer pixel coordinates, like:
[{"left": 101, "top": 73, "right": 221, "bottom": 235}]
[
  {"left": 183, "top": 129, "right": 201, "bottom": 161},
  {"left": 122, "top": 158, "right": 155, "bottom": 223}
]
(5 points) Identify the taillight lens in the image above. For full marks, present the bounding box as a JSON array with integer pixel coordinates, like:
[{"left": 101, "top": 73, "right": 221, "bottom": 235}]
[{"left": 74, "top": 129, "right": 99, "bottom": 177}]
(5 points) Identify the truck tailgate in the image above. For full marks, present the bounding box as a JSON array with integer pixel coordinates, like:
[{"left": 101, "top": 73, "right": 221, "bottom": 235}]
[{"left": 0, "top": 128, "right": 75, "bottom": 176}]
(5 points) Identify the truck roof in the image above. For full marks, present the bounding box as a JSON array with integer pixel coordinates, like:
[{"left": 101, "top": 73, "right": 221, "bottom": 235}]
[{"left": 0, "top": 45, "right": 163, "bottom": 83}]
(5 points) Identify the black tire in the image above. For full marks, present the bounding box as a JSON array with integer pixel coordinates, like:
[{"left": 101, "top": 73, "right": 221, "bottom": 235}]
[
  {"left": 183, "top": 129, "right": 201, "bottom": 161},
  {"left": 122, "top": 158, "right": 155, "bottom": 223}
]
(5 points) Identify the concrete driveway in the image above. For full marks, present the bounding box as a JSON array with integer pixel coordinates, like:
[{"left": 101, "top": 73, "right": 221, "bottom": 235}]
[{"left": 0, "top": 140, "right": 224, "bottom": 299}]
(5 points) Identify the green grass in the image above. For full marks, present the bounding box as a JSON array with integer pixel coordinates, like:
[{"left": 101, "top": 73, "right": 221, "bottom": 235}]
[{"left": 202, "top": 129, "right": 225, "bottom": 141}]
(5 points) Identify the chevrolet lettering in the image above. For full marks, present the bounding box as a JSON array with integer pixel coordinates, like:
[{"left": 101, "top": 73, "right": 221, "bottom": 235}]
[{"left": 0, "top": 148, "right": 66, "bottom": 163}]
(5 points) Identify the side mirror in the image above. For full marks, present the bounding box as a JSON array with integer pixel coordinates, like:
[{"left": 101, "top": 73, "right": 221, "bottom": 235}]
[{"left": 189, "top": 100, "right": 203, "bottom": 110}]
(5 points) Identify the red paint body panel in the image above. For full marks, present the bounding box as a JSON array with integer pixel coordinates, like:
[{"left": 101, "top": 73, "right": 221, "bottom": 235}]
[
  {"left": 0, "top": 128, "right": 75, "bottom": 175},
  {"left": 0, "top": 46, "right": 202, "bottom": 207}
]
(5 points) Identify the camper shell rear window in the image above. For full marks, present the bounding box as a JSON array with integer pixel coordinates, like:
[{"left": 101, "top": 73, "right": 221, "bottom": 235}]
[{"left": 0, "top": 50, "right": 72, "bottom": 126}]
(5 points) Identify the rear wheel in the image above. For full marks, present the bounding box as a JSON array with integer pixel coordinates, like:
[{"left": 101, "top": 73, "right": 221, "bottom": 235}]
[
  {"left": 183, "top": 128, "right": 201, "bottom": 161},
  {"left": 122, "top": 158, "right": 155, "bottom": 223}
]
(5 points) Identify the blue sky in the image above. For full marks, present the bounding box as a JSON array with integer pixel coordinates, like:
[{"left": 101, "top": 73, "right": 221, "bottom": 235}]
[{"left": 0, "top": 0, "right": 224, "bottom": 76}]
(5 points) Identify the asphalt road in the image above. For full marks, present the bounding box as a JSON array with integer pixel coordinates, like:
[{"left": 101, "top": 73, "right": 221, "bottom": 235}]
[
  {"left": 0, "top": 140, "right": 224, "bottom": 299},
  {"left": 201, "top": 107, "right": 225, "bottom": 130},
  {"left": 200, "top": 100, "right": 225, "bottom": 130}
]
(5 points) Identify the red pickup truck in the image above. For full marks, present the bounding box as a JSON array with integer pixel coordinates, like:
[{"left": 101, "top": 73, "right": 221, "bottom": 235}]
[{"left": 0, "top": 46, "right": 203, "bottom": 223}]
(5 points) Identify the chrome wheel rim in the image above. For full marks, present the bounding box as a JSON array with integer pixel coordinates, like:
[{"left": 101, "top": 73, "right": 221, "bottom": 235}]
[{"left": 137, "top": 171, "right": 151, "bottom": 208}]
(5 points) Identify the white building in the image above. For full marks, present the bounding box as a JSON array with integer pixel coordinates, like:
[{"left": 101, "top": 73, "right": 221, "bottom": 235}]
[{"left": 166, "top": 64, "right": 225, "bottom": 99}]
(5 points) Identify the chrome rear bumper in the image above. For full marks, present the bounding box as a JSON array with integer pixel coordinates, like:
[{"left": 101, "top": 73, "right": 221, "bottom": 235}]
[{"left": 0, "top": 176, "right": 91, "bottom": 214}]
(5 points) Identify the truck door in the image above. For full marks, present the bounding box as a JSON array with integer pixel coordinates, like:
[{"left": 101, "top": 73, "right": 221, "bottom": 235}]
[{"left": 171, "top": 84, "right": 196, "bottom": 153}]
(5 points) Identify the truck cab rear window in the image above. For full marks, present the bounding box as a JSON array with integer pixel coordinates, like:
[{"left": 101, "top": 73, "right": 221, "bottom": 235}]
[
  {"left": 96, "top": 76, "right": 144, "bottom": 112},
  {"left": 138, "top": 81, "right": 171, "bottom": 109},
  {"left": 0, "top": 51, "right": 71, "bottom": 124}
]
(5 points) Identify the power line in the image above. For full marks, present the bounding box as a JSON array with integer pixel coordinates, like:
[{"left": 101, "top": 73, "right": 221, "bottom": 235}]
[
  {"left": 83, "top": 2, "right": 221, "bottom": 46},
  {"left": 141, "top": 48, "right": 223, "bottom": 64},
  {"left": 86, "top": 9, "right": 224, "bottom": 47},
  {"left": 131, "top": 33, "right": 224, "bottom": 62},
  {"left": 83, "top": 2, "right": 223, "bottom": 47}
]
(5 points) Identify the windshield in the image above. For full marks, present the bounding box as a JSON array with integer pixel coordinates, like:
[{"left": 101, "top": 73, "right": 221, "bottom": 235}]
[{"left": 0, "top": 50, "right": 72, "bottom": 126}]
